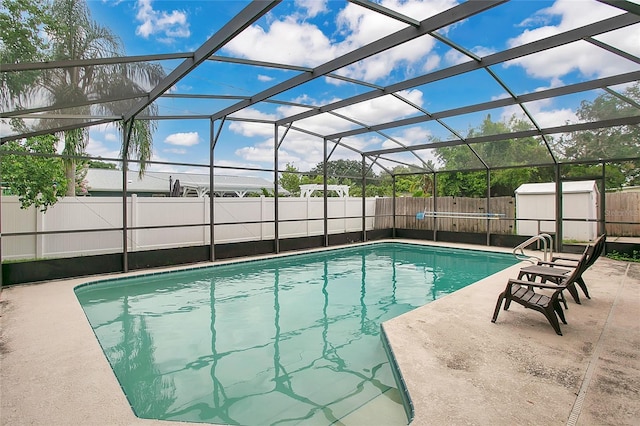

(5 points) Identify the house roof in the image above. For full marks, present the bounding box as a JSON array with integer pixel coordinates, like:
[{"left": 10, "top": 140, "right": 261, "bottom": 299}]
[{"left": 86, "top": 169, "right": 280, "bottom": 195}]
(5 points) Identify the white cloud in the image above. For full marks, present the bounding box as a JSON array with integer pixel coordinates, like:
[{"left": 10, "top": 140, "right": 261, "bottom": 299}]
[
  {"left": 229, "top": 121, "right": 275, "bottom": 138},
  {"left": 472, "top": 46, "right": 497, "bottom": 57},
  {"left": 230, "top": 107, "right": 277, "bottom": 121},
  {"left": 235, "top": 145, "right": 279, "bottom": 163},
  {"left": 279, "top": 133, "right": 325, "bottom": 157},
  {"left": 378, "top": 127, "right": 438, "bottom": 166},
  {"left": 530, "top": 107, "right": 576, "bottom": 128},
  {"left": 89, "top": 123, "right": 119, "bottom": 143},
  {"left": 146, "top": 150, "right": 179, "bottom": 173},
  {"left": 91, "top": 122, "right": 119, "bottom": 134},
  {"left": 224, "top": 0, "right": 457, "bottom": 81},
  {"left": 342, "top": 36, "right": 439, "bottom": 82},
  {"left": 335, "top": 135, "right": 381, "bottom": 155},
  {"left": 594, "top": 24, "right": 640, "bottom": 61},
  {"left": 499, "top": 98, "right": 577, "bottom": 129},
  {"left": 339, "top": 90, "right": 423, "bottom": 123},
  {"left": 290, "top": 112, "right": 359, "bottom": 136},
  {"left": 230, "top": 126, "right": 326, "bottom": 171},
  {"left": 135, "top": 0, "right": 190, "bottom": 42},
  {"left": 214, "top": 159, "right": 274, "bottom": 177},
  {"left": 383, "top": 126, "right": 432, "bottom": 149},
  {"left": 444, "top": 49, "right": 468, "bottom": 66},
  {"left": 444, "top": 45, "right": 497, "bottom": 66},
  {"left": 269, "top": 90, "right": 423, "bottom": 138},
  {"left": 505, "top": 0, "right": 632, "bottom": 80},
  {"left": 164, "top": 132, "right": 200, "bottom": 146},
  {"left": 332, "top": 0, "right": 457, "bottom": 81},
  {"left": 295, "top": 0, "right": 328, "bottom": 18},
  {"left": 85, "top": 137, "right": 121, "bottom": 161},
  {"left": 228, "top": 108, "right": 277, "bottom": 138},
  {"left": 517, "top": 14, "right": 553, "bottom": 29},
  {"left": 423, "top": 54, "right": 441, "bottom": 72},
  {"left": 85, "top": 124, "right": 122, "bottom": 161},
  {"left": 224, "top": 18, "right": 336, "bottom": 67},
  {"left": 225, "top": 125, "right": 320, "bottom": 171},
  {"left": 226, "top": 89, "right": 428, "bottom": 169},
  {"left": 257, "top": 74, "right": 275, "bottom": 82}
]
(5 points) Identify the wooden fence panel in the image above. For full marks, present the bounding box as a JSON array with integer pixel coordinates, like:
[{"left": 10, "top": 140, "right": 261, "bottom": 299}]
[
  {"left": 375, "top": 196, "right": 516, "bottom": 234},
  {"left": 605, "top": 192, "right": 640, "bottom": 236},
  {"left": 376, "top": 193, "right": 639, "bottom": 237},
  {"left": 490, "top": 196, "right": 516, "bottom": 234}
]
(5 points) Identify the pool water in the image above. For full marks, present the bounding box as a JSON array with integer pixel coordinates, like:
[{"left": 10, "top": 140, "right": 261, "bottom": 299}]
[{"left": 75, "top": 243, "right": 517, "bottom": 425}]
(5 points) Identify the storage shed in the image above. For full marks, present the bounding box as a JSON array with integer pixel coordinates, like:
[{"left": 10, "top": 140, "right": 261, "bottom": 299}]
[{"left": 515, "top": 181, "right": 600, "bottom": 242}]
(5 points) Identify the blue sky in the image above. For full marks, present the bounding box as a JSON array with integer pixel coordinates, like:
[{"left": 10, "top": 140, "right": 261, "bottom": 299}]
[{"left": 82, "top": 0, "right": 640, "bottom": 176}]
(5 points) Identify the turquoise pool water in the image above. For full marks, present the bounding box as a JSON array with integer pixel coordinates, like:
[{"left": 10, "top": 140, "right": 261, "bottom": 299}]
[{"left": 75, "top": 243, "right": 517, "bottom": 425}]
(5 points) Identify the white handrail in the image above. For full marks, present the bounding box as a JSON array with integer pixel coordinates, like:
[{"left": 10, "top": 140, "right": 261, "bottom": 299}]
[
  {"left": 512, "top": 233, "right": 554, "bottom": 263},
  {"left": 417, "top": 211, "right": 505, "bottom": 219}
]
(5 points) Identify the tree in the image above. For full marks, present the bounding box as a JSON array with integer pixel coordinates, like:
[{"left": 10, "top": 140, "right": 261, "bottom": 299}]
[
  {"left": 308, "top": 159, "right": 376, "bottom": 184},
  {"left": 0, "top": 134, "right": 67, "bottom": 211},
  {"left": 0, "top": 0, "right": 52, "bottom": 102},
  {"left": 47, "top": 0, "right": 165, "bottom": 195},
  {"left": 12, "top": 0, "right": 165, "bottom": 196},
  {"left": 435, "top": 115, "right": 553, "bottom": 196},
  {"left": 88, "top": 159, "right": 117, "bottom": 169},
  {"left": 436, "top": 170, "right": 487, "bottom": 197},
  {"left": 378, "top": 166, "right": 430, "bottom": 197},
  {"left": 560, "top": 163, "right": 627, "bottom": 190},
  {"left": 554, "top": 83, "right": 640, "bottom": 187},
  {"left": 304, "top": 159, "right": 381, "bottom": 196},
  {"left": 279, "top": 163, "right": 301, "bottom": 196}
]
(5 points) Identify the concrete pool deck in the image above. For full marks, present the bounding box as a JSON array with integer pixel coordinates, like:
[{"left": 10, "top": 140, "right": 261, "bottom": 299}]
[{"left": 1, "top": 241, "right": 638, "bottom": 425}]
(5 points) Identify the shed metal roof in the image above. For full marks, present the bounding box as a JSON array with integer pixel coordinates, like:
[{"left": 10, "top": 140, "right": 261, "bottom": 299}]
[{"left": 515, "top": 180, "right": 599, "bottom": 195}]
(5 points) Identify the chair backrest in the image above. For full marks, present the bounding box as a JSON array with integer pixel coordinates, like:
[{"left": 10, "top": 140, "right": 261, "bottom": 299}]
[
  {"left": 585, "top": 234, "right": 606, "bottom": 268},
  {"left": 562, "top": 246, "right": 590, "bottom": 287}
]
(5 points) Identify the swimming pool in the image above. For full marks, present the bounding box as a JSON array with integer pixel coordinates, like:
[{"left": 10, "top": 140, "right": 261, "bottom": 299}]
[{"left": 75, "top": 242, "right": 518, "bottom": 425}]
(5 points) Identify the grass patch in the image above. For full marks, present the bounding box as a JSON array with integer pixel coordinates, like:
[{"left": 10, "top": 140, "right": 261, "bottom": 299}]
[
  {"left": 606, "top": 250, "right": 640, "bottom": 263},
  {"left": 1, "top": 256, "right": 59, "bottom": 264}
]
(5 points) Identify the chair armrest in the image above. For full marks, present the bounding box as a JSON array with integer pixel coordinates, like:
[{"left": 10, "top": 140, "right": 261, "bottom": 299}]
[
  {"left": 537, "top": 260, "right": 576, "bottom": 268},
  {"left": 508, "top": 278, "right": 566, "bottom": 290},
  {"left": 551, "top": 256, "right": 580, "bottom": 263}
]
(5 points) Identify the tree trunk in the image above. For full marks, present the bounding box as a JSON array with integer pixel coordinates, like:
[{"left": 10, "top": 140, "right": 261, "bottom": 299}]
[{"left": 65, "top": 160, "right": 75, "bottom": 196}]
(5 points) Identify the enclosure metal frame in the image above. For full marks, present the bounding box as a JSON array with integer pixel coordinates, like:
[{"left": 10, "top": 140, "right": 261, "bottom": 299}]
[{"left": 1, "top": 0, "right": 639, "bottom": 276}]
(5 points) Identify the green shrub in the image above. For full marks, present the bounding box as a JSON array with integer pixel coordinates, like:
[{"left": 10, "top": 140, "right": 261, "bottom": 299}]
[{"left": 606, "top": 250, "right": 640, "bottom": 263}]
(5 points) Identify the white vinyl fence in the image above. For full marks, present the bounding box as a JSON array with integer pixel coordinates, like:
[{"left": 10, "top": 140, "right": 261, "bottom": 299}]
[{"left": 1, "top": 195, "right": 376, "bottom": 260}]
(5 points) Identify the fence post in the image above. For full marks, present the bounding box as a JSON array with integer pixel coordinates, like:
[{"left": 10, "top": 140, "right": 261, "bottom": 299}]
[
  {"left": 307, "top": 196, "right": 311, "bottom": 237},
  {"left": 36, "top": 205, "right": 44, "bottom": 259},
  {"left": 260, "top": 195, "right": 265, "bottom": 241},
  {"left": 345, "top": 196, "right": 349, "bottom": 233},
  {"left": 203, "top": 196, "right": 208, "bottom": 245},
  {"left": 131, "top": 194, "right": 138, "bottom": 251}
]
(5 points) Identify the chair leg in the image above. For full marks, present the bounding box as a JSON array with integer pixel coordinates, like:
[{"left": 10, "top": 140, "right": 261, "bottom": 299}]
[
  {"left": 492, "top": 292, "right": 506, "bottom": 323},
  {"left": 504, "top": 295, "right": 512, "bottom": 310},
  {"left": 547, "top": 314, "right": 563, "bottom": 336},
  {"left": 559, "top": 291, "right": 568, "bottom": 310},
  {"left": 553, "top": 299, "right": 567, "bottom": 325},
  {"left": 543, "top": 309, "right": 563, "bottom": 336},
  {"left": 576, "top": 277, "right": 590, "bottom": 299},
  {"left": 566, "top": 284, "right": 581, "bottom": 305}
]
